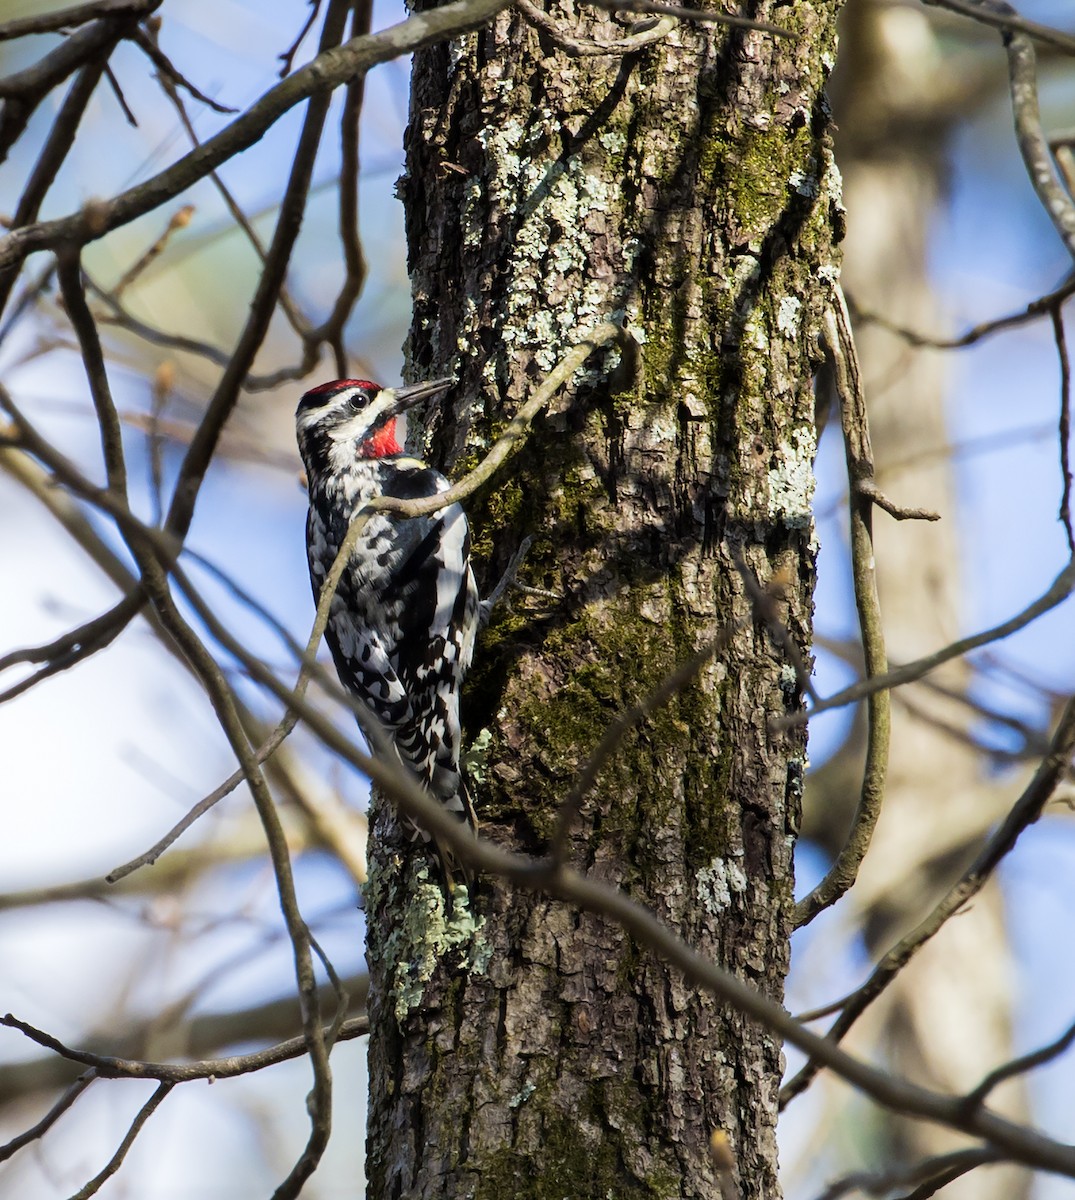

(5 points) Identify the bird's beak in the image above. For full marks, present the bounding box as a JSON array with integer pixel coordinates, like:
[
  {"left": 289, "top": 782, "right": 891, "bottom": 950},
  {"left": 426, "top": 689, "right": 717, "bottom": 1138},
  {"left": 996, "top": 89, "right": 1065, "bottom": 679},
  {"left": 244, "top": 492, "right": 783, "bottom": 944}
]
[{"left": 379, "top": 376, "right": 454, "bottom": 419}]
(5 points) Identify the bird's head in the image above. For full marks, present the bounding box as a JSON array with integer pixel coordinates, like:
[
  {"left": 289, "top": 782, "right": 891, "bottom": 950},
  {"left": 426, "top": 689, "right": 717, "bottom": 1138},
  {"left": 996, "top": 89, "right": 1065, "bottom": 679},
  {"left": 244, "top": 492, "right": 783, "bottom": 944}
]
[{"left": 296, "top": 376, "right": 453, "bottom": 475}]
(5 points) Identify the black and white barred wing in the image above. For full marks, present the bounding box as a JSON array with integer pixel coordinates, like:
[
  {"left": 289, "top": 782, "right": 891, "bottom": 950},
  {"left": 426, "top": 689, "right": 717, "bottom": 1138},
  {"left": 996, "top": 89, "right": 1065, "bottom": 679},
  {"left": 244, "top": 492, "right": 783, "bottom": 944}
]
[{"left": 379, "top": 468, "right": 479, "bottom": 807}]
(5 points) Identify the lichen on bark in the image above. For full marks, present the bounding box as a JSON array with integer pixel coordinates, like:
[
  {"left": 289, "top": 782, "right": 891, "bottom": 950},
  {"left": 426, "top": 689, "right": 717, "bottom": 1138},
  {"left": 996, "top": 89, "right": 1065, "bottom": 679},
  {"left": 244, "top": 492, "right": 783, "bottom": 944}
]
[{"left": 365, "top": 2, "right": 842, "bottom": 1196}]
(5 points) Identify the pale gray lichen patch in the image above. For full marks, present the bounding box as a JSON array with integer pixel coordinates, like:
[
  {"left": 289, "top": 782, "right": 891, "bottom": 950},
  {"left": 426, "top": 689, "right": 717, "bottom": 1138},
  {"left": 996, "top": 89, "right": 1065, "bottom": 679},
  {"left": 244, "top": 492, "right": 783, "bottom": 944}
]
[
  {"left": 788, "top": 167, "right": 818, "bottom": 200},
  {"left": 767, "top": 424, "right": 816, "bottom": 531},
  {"left": 462, "top": 725, "right": 494, "bottom": 784},
  {"left": 508, "top": 1080, "right": 536, "bottom": 1108},
  {"left": 696, "top": 856, "right": 748, "bottom": 916},
  {"left": 469, "top": 105, "right": 623, "bottom": 388},
  {"left": 776, "top": 295, "right": 801, "bottom": 336},
  {"left": 375, "top": 862, "right": 488, "bottom": 1024}
]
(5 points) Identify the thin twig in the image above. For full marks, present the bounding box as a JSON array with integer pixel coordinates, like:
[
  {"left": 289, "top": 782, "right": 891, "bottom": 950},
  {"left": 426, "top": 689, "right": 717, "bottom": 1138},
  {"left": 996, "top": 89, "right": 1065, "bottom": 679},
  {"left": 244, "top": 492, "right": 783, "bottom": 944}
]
[
  {"left": 0, "top": 593, "right": 142, "bottom": 704},
  {"left": 923, "top": 0, "right": 1075, "bottom": 57},
  {"left": 960, "top": 1015, "right": 1075, "bottom": 1113},
  {"left": 793, "top": 988, "right": 858, "bottom": 1024},
  {"left": 131, "top": 24, "right": 237, "bottom": 114},
  {"left": 56, "top": 246, "right": 128, "bottom": 496},
  {"left": 1, "top": 1012, "right": 368, "bottom": 1083},
  {"left": 0, "top": 976, "right": 369, "bottom": 1106},
  {"left": 0, "top": 1072, "right": 96, "bottom": 1162},
  {"left": 369, "top": 320, "right": 628, "bottom": 521},
  {"left": 857, "top": 479, "right": 940, "bottom": 522},
  {"left": 794, "top": 292, "right": 890, "bottom": 929},
  {"left": 815, "top": 1147, "right": 1003, "bottom": 1200},
  {"left": 0, "top": 261, "right": 56, "bottom": 349},
  {"left": 112, "top": 204, "right": 195, "bottom": 297},
  {"left": 88, "top": 274, "right": 305, "bottom": 390},
  {"left": 279, "top": 0, "right": 324, "bottom": 76},
  {"left": 69, "top": 1080, "right": 174, "bottom": 1200},
  {"left": 518, "top": 0, "right": 676, "bottom": 56},
  {"left": 101, "top": 61, "right": 137, "bottom": 125},
  {"left": 308, "top": 932, "right": 351, "bottom": 1055},
  {"left": 589, "top": 0, "right": 792, "bottom": 38},
  {"left": 777, "top": 556, "right": 1075, "bottom": 728},
  {"left": 1051, "top": 304, "right": 1075, "bottom": 553},
  {"left": 1000, "top": 4, "right": 1075, "bottom": 261},
  {"left": 0, "top": 0, "right": 155, "bottom": 41},
  {"left": 0, "top": 0, "right": 518, "bottom": 272},
  {"left": 848, "top": 279, "right": 1075, "bottom": 351}
]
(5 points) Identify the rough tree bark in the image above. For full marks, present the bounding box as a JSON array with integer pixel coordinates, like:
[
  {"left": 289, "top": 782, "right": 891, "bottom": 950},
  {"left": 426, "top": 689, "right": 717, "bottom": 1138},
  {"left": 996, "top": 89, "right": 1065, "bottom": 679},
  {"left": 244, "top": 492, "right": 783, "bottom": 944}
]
[{"left": 365, "top": 3, "right": 842, "bottom": 1196}]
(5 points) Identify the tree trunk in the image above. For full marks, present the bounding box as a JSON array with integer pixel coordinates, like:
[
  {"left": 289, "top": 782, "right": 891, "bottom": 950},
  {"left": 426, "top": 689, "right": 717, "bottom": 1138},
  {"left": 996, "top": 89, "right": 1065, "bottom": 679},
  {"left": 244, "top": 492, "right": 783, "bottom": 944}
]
[{"left": 366, "top": 3, "right": 842, "bottom": 1195}]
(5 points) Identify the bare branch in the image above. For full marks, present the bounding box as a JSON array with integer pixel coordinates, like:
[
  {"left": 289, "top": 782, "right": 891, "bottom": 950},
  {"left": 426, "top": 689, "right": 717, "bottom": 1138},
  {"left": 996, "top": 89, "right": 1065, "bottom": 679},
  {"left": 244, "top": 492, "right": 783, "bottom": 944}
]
[
  {"left": 0, "top": 0, "right": 155, "bottom": 41},
  {"left": 815, "top": 1147, "right": 1004, "bottom": 1200},
  {"left": 849, "top": 279, "right": 1075, "bottom": 350},
  {"left": 0, "top": 593, "right": 141, "bottom": 704},
  {"left": 588, "top": 0, "right": 793, "bottom": 39},
  {"left": 0, "top": 976, "right": 369, "bottom": 1106},
  {"left": 101, "top": 61, "right": 138, "bottom": 126},
  {"left": 1000, "top": 4, "right": 1075, "bottom": 260},
  {"left": 961, "top": 1015, "right": 1075, "bottom": 1113},
  {"left": 69, "top": 1080, "right": 174, "bottom": 1200},
  {"left": 0, "top": 0, "right": 517, "bottom": 276},
  {"left": 518, "top": 0, "right": 676, "bottom": 57},
  {"left": 795, "top": 292, "right": 891, "bottom": 928},
  {"left": 1, "top": 1012, "right": 369, "bottom": 1084},
  {"left": 857, "top": 479, "right": 941, "bottom": 522},
  {"left": 370, "top": 320, "right": 629, "bottom": 520},
  {"left": 56, "top": 247, "right": 128, "bottom": 496},
  {"left": 1051, "top": 305, "right": 1075, "bottom": 553},
  {"left": 279, "top": 0, "right": 325, "bottom": 77},
  {"left": 922, "top": 0, "right": 1075, "bottom": 57},
  {"left": 112, "top": 205, "right": 195, "bottom": 297},
  {"left": 0, "top": 1072, "right": 96, "bottom": 1162},
  {"left": 131, "top": 23, "right": 237, "bottom": 114},
  {"left": 780, "top": 555, "right": 1075, "bottom": 727}
]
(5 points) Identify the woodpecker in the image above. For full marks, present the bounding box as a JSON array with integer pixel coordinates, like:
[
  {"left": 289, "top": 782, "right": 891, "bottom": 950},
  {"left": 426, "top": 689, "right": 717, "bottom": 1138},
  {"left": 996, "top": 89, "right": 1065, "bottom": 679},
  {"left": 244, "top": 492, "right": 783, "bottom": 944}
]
[{"left": 296, "top": 375, "right": 479, "bottom": 846}]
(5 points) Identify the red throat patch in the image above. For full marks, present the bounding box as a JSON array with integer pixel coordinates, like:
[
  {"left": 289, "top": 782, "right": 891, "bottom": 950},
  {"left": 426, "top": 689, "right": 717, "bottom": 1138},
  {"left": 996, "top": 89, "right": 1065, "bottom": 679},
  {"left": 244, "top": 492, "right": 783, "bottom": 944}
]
[{"left": 360, "top": 418, "right": 401, "bottom": 458}]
